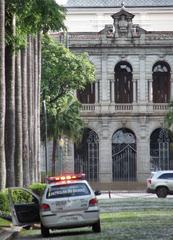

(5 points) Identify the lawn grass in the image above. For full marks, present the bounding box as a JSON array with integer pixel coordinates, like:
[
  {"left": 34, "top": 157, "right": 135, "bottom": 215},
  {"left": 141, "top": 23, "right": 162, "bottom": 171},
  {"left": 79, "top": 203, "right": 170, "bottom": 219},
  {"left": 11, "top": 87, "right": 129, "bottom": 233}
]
[
  {"left": 0, "top": 217, "right": 11, "bottom": 227},
  {"left": 18, "top": 197, "right": 173, "bottom": 240}
]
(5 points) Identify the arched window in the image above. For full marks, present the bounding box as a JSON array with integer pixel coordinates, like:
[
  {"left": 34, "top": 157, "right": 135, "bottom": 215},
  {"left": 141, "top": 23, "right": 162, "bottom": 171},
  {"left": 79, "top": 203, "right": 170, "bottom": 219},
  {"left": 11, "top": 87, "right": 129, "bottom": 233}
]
[
  {"left": 77, "top": 83, "right": 95, "bottom": 103},
  {"left": 114, "top": 61, "right": 133, "bottom": 103},
  {"left": 74, "top": 128, "right": 99, "bottom": 181},
  {"left": 112, "top": 128, "right": 136, "bottom": 181},
  {"left": 152, "top": 61, "right": 171, "bottom": 103},
  {"left": 150, "top": 128, "right": 173, "bottom": 171}
]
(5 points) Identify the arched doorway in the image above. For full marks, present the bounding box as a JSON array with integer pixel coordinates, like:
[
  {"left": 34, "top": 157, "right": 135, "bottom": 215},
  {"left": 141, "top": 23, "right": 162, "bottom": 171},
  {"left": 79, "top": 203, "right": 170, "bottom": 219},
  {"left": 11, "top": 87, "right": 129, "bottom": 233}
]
[
  {"left": 152, "top": 61, "right": 171, "bottom": 103},
  {"left": 150, "top": 128, "right": 173, "bottom": 171},
  {"left": 114, "top": 61, "right": 133, "bottom": 103},
  {"left": 74, "top": 128, "right": 99, "bottom": 181},
  {"left": 112, "top": 128, "right": 136, "bottom": 181}
]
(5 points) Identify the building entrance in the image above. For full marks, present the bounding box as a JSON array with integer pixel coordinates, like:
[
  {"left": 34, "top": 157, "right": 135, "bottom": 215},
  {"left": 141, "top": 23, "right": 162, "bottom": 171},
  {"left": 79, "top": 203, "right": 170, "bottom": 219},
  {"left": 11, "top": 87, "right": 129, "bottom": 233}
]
[{"left": 112, "top": 128, "right": 136, "bottom": 181}]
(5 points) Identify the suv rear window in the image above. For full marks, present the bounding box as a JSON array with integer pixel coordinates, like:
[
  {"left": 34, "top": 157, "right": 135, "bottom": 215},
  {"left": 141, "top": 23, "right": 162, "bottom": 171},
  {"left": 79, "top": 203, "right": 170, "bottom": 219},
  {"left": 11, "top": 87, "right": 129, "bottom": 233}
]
[
  {"left": 158, "top": 173, "right": 173, "bottom": 179},
  {"left": 46, "top": 183, "right": 91, "bottom": 199}
]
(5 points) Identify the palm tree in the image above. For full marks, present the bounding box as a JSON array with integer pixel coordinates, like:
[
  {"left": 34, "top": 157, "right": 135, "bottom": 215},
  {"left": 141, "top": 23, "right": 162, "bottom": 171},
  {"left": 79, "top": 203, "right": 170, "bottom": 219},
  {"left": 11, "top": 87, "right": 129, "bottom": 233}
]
[
  {"left": 37, "top": 33, "right": 42, "bottom": 182},
  {"left": 4, "top": 0, "right": 66, "bottom": 187},
  {"left": 15, "top": 50, "right": 23, "bottom": 187},
  {"left": 21, "top": 46, "right": 30, "bottom": 186},
  {"left": 0, "top": 0, "right": 6, "bottom": 190},
  {"left": 45, "top": 94, "right": 84, "bottom": 176},
  {"left": 5, "top": 9, "right": 16, "bottom": 187},
  {"left": 27, "top": 35, "right": 35, "bottom": 183}
]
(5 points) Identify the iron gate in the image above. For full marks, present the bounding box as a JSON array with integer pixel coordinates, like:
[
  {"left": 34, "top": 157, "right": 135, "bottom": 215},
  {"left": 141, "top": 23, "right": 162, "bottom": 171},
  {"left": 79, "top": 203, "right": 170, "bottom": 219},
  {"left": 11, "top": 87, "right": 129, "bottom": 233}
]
[
  {"left": 112, "top": 129, "right": 136, "bottom": 181},
  {"left": 150, "top": 128, "right": 173, "bottom": 171},
  {"left": 74, "top": 129, "right": 99, "bottom": 181}
]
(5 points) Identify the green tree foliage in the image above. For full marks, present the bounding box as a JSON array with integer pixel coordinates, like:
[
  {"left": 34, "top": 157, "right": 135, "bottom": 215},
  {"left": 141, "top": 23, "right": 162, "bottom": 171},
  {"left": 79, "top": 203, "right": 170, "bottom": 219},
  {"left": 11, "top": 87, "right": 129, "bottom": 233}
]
[
  {"left": 46, "top": 93, "right": 84, "bottom": 141},
  {"left": 41, "top": 35, "right": 95, "bottom": 107},
  {"left": 41, "top": 35, "right": 95, "bottom": 175},
  {"left": 45, "top": 93, "right": 84, "bottom": 176},
  {"left": 4, "top": 0, "right": 66, "bottom": 188},
  {"left": 165, "top": 102, "right": 173, "bottom": 128},
  {"left": 5, "top": 0, "right": 66, "bottom": 48}
]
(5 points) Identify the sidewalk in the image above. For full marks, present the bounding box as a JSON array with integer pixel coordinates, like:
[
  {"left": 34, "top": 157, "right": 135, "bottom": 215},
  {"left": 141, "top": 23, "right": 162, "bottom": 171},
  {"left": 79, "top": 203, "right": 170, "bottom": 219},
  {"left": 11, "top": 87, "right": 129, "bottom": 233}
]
[{"left": 0, "top": 226, "right": 20, "bottom": 240}]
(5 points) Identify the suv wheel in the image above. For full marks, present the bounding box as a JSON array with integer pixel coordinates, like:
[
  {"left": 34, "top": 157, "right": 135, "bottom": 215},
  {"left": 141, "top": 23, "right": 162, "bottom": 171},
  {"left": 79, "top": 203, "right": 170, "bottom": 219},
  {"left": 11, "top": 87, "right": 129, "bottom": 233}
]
[
  {"left": 41, "top": 223, "right": 50, "bottom": 237},
  {"left": 156, "top": 187, "right": 168, "bottom": 198},
  {"left": 92, "top": 219, "right": 101, "bottom": 233}
]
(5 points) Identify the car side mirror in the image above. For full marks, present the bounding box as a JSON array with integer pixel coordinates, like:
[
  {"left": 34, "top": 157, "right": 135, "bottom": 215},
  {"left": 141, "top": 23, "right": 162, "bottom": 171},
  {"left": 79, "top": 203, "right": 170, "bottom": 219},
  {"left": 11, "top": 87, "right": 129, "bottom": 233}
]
[
  {"left": 32, "top": 196, "right": 39, "bottom": 204},
  {"left": 95, "top": 190, "right": 101, "bottom": 196}
]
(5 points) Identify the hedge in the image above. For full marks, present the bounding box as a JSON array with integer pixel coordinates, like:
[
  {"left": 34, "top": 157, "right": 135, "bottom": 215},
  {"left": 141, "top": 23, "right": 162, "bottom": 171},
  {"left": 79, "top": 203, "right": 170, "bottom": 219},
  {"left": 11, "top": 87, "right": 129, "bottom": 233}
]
[{"left": 0, "top": 182, "right": 47, "bottom": 214}]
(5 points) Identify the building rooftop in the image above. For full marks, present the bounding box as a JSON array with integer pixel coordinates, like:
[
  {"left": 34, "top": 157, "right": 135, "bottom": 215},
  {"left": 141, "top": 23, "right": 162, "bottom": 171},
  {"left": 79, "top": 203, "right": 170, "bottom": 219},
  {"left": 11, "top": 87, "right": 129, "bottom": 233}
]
[{"left": 65, "top": 0, "right": 173, "bottom": 8}]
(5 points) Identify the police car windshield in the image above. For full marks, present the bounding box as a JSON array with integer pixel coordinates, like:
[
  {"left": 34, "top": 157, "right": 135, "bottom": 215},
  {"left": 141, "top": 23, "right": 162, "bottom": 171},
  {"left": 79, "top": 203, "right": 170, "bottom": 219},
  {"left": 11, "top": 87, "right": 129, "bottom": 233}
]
[{"left": 46, "top": 183, "right": 91, "bottom": 199}]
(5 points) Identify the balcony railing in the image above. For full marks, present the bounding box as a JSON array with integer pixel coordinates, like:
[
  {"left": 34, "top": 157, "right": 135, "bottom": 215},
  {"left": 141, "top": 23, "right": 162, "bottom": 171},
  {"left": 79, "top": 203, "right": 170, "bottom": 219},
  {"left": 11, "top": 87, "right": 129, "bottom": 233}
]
[
  {"left": 80, "top": 103, "right": 169, "bottom": 114},
  {"left": 114, "top": 104, "right": 133, "bottom": 111},
  {"left": 152, "top": 103, "right": 169, "bottom": 111}
]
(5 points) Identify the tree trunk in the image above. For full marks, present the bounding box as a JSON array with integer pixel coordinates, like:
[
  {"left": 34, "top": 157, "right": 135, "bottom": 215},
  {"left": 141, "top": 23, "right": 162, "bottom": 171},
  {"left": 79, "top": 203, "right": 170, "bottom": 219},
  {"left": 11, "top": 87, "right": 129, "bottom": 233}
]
[
  {"left": 15, "top": 50, "right": 23, "bottom": 186},
  {"left": 21, "top": 46, "right": 30, "bottom": 186},
  {"left": 0, "top": 0, "right": 6, "bottom": 190},
  {"left": 52, "top": 138, "right": 57, "bottom": 176},
  {"left": 37, "top": 33, "right": 42, "bottom": 182},
  {"left": 27, "top": 35, "right": 34, "bottom": 183},
  {"left": 5, "top": 13, "right": 15, "bottom": 187},
  {"left": 33, "top": 35, "right": 38, "bottom": 181}
]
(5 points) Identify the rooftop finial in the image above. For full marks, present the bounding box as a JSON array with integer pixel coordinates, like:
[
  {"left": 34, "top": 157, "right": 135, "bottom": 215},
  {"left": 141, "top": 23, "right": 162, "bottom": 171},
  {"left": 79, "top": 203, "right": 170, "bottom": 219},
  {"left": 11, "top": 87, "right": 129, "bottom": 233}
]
[{"left": 121, "top": 1, "right": 125, "bottom": 8}]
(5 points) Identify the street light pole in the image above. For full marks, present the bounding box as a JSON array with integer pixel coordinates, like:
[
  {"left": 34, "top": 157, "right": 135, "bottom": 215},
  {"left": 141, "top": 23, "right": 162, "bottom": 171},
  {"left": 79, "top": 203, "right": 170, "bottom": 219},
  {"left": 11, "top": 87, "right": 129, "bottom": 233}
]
[
  {"left": 59, "top": 138, "right": 64, "bottom": 175},
  {"left": 43, "top": 100, "right": 48, "bottom": 179}
]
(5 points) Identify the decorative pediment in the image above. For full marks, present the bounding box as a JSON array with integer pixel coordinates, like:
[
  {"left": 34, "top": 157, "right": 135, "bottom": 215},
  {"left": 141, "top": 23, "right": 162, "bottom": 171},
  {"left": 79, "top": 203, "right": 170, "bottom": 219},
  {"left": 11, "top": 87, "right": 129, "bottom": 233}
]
[
  {"left": 111, "top": 9, "right": 134, "bottom": 20},
  {"left": 112, "top": 6, "right": 134, "bottom": 38},
  {"left": 109, "top": 4, "right": 145, "bottom": 39},
  {"left": 99, "top": 4, "right": 146, "bottom": 40}
]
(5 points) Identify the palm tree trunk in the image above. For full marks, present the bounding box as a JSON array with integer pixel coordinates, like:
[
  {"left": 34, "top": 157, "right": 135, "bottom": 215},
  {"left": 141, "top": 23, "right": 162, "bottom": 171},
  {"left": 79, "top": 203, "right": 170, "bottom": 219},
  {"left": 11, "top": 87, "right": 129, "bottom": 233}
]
[
  {"left": 52, "top": 138, "right": 57, "bottom": 176},
  {"left": 21, "top": 46, "right": 30, "bottom": 186},
  {"left": 27, "top": 35, "right": 34, "bottom": 183},
  {"left": 15, "top": 50, "right": 23, "bottom": 186},
  {"left": 5, "top": 13, "right": 15, "bottom": 187},
  {"left": 37, "top": 33, "right": 42, "bottom": 182},
  {"left": 0, "top": 0, "right": 6, "bottom": 190},
  {"left": 33, "top": 35, "right": 38, "bottom": 181}
]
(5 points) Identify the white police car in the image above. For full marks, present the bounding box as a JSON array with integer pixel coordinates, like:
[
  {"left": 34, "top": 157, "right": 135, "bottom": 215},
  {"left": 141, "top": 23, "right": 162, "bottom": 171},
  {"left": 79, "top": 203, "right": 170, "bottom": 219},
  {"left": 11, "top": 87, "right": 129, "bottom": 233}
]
[{"left": 8, "top": 173, "right": 101, "bottom": 237}]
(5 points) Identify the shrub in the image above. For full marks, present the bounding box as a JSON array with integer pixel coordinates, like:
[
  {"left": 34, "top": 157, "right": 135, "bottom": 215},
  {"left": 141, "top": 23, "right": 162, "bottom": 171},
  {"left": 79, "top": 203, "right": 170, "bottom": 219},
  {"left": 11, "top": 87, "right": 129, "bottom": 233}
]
[
  {"left": 0, "top": 182, "right": 47, "bottom": 214},
  {"left": 0, "top": 191, "right": 9, "bottom": 212},
  {"left": 29, "top": 182, "right": 46, "bottom": 196}
]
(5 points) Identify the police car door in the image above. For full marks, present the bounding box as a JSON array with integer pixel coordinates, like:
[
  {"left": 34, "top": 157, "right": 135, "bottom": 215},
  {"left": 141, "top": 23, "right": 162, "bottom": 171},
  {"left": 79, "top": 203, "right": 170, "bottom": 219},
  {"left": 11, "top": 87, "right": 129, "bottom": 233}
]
[{"left": 8, "top": 187, "right": 40, "bottom": 226}]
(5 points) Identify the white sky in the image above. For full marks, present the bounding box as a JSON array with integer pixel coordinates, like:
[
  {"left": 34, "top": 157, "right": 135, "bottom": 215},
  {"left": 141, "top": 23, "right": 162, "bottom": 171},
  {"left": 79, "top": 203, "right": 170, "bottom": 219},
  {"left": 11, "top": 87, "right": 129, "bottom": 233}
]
[{"left": 55, "top": 0, "right": 68, "bottom": 5}]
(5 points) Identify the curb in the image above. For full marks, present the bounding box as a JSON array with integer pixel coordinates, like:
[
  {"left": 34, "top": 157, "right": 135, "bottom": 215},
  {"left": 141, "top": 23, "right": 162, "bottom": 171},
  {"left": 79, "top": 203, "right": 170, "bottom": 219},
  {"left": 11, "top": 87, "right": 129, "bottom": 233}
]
[{"left": 0, "top": 227, "right": 21, "bottom": 240}]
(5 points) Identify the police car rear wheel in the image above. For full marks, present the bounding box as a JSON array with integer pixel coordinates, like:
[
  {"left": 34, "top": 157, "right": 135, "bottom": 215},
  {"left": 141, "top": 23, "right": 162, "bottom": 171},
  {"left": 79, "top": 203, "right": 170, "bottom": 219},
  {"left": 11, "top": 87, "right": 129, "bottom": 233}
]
[
  {"left": 92, "top": 219, "right": 101, "bottom": 233},
  {"left": 41, "top": 223, "right": 50, "bottom": 237}
]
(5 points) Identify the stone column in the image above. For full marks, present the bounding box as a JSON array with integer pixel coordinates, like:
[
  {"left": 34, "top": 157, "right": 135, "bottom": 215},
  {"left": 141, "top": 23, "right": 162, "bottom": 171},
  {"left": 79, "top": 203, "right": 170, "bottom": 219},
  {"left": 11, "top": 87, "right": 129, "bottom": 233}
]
[
  {"left": 133, "top": 79, "right": 137, "bottom": 102},
  {"left": 99, "top": 121, "right": 112, "bottom": 183},
  {"left": 148, "top": 79, "right": 153, "bottom": 102},
  {"left": 139, "top": 55, "right": 146, "bottom": 102},
  {"left": 137, "top": 138, "right": 150, "bottom": 181},
  {"left": 63, "top": 141, "right": 74, "bottom": 173},
  {"left": 137, "top": 118, "right": 150, "bottom": 181},
  {"left": 170, "top": 79, "right": 173, "bottom": 101},
  {"left": 95, "top": 81, "right": 99, "bottom": 103},
  {"left": 101, "top": 54, "right": 108, "bottom": 102},
  {"left": 111, "top": 80, "right": 115, "bottom": 102}
]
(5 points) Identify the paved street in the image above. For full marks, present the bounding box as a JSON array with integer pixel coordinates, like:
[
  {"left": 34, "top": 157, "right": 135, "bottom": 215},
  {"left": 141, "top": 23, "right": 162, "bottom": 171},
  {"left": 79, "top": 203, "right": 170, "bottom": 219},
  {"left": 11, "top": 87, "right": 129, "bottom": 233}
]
[{"left": 98, "top": 191, "right": 173, "bottom": 199}]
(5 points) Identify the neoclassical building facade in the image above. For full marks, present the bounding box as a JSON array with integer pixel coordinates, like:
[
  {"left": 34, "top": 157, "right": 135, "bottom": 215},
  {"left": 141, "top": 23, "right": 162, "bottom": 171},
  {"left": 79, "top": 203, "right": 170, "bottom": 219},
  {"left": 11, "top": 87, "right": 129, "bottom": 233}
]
[
  {"left": 53, "top": 4, "right": 173, "bottom": 184},
  {"left": 63, "top": 0, "right": 173, "bottom": 32}
]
